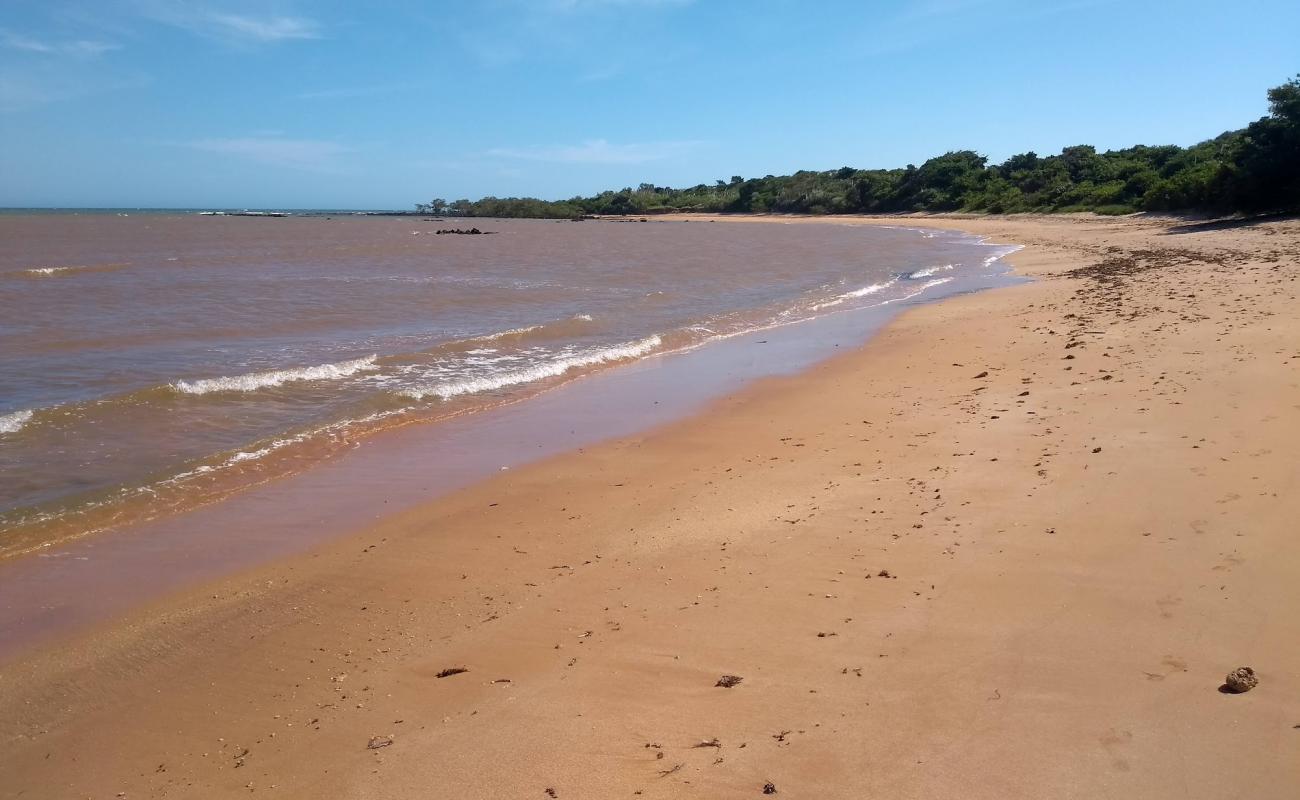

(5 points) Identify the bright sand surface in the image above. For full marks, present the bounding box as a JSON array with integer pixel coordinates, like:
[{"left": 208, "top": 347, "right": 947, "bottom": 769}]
[{"left": 2, "top": 214, "right": 1298, "bottom": 799}]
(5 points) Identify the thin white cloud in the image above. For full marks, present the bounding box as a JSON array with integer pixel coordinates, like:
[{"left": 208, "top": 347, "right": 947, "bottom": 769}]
[
  {"left": 0, "top": 74, "right": 60, "bottom": 110},
  {"left": 862, "top": 0, "right": 1121, "bottom": 56},
  {"left": 206, "top": 13, "right": 319, "bottom": 41},
  {"left": 487, "top": 138, "right": 702, "bottom": 165},
  {"left": 0, "top": 28, "right": 119, "bottom": 57},
  {"left": 577, "top": 64, "right": 623, "bottom": 82},
  {"left": 901, "top": 0, "right": 1002, "bottom": 18},
  {"left": 296, "top": 83, "right": 416, "bottom": 101},
  {"left": 545, "top": 0, "right": 694, "bottom": 10},
  {"left": 138, "top": 2, "right": 321, "bottom": 43},
  {"left": 185, "top": 136, "right": 350, "bottom": 170},
  {"left": 456, "top": 32, "right": 525, "bottom": 68},
  {"left": 0, "top": 70, "right": 149, "bottom": 111}
]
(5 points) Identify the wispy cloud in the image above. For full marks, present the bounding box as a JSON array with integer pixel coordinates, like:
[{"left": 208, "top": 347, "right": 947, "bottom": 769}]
[
  {"left": 900, "top": 0, "right": 1002, "bottom": 18},
  {"left": 206, "top": 13, "right": 318, "bottom": 41},
  {"left": 1, "top": 28, "right": 119, "bottom": 57},
  {"left": 455, "top": 0, "right": 692, "bottom": 67},
  {"left": 184, "top": 136, "right": 350, "bottom": 170},
  {"left": 0, "top": 69, "right": 149, "bottom": 112},
  {"left": 544, "top": 0, "right": 694, "bottom": 10},
  {"left": 296, "top": 83, "right": 417, "bottom": 101},
  {"left": 577, "top": 64, "right": 623, "bottom": 82},
  {"left": 0, "top": 74, "right": 62, "bottom": 110},
  {"left": 861, "top": 0, "right": 1121, "bottom": 56},
  {"left": 138, "top": 2, "right": 321, "bottom": 43},
  {"left": 487, "top": 138, "right": 702, "bottom": 165}
]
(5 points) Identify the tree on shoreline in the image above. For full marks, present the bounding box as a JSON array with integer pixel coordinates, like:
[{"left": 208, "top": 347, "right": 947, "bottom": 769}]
[{"left": 423, "top": 76, "right": 1300, "bottom": 219}]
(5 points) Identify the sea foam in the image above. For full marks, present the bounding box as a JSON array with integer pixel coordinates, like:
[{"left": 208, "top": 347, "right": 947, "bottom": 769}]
[
  {"left": 0, "top": 409, "right": 34, "bottom": 434},
  {"left": 405, "top": 336, "right": 661, "bottom": 400},
  {"left": 908, "top": 263, "right": 956, "bottom": 279},
  {"left": 172, "top": 355, "right": 379, "bottom": 395},
  {"left": 809, "top": 276, "right": 900, "bottom": 311}
]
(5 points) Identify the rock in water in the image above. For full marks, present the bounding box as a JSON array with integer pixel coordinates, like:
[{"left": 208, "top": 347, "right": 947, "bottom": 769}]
[{"left": 1224, "top": 666, "right": 1258, "bottom": 693}]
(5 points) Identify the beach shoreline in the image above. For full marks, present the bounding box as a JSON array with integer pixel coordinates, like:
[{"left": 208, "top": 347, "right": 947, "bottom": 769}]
[
  {"left": 0, "top": 218, "right": 1020, "bottom": 660},
  {"left": 0, "top": 213, "right": 1010, "bottom": 566},
  {"left": 2, "top": 213, "right": 1298, "bottom": 799}
]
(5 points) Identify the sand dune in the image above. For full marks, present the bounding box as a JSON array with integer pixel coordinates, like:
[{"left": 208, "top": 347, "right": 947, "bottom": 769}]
[{"left": 2, "top": 213, "right": 1297, "bottom": 799}]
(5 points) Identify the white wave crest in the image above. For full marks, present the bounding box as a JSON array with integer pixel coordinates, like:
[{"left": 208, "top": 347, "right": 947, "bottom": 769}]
[
  {"left": 982, "top": 245, "right": 1022, "bottom": 268},
  {"left": 172, "top": 355, "right": 379, "bottom": 395},
  {"left": 405, "top": 336, "right": 661, "bottom": 400},
  {"left": 0, "top": 409, "right": 34, "bottom": 434},
  {"left": 908, "top": 263, "right": 955, "bottom": 279},
  {"left": 21, "top": 263, "right": 126, "bottom": 276},
  {"left": 809, "top": 276, "right": 900, "bottom": 311},
  {"left": 841, "top": 277, "right": 899, "bottom": 299},
  {"left": 479, "top": 324, "right": 545, "bottom": 341}
]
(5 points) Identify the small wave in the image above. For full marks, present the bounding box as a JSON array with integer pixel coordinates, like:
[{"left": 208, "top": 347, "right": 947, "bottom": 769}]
[
  {"left": 868, "top": 277, "right": 957, "bottom": 310},
  {"left": 0, "top": 409, "right": 34, "bottom": 434},
  {"left": 17, "top": 263, "right": 128, "bottom": 278},
  {"left": 841, "top": 277, "right": 899, "bottom": 298},
  {"left": 982, "top": 245, "right": 1022, "bottom": 268},
  {"left": 809, "top": 277, "right": 900, "bottom": 311},
  {"left": 159, "top": 407, "right": 409, "bottom": 488},
  {"left": 908, "top": 263, "right": 955, "bottom": 279},
  {"left": 172, "top": 355, "right": 379, "bottom": 395},
  {"left": 468, "top": 314, "right": 596, "bottom": 347},
  {"left": 404, "top": 336, "right": 662, "bottom": 400},
  {"left": 478, "top": 324, "right": 545, "bottom": 342}
]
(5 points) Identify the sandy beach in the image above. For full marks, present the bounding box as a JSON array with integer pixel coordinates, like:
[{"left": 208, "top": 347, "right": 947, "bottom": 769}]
[{"left": 2, "top": 213, "right": 1298, "bottom": 798}]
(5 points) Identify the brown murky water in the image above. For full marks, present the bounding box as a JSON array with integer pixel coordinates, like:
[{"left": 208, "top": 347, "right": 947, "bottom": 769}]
[{"left": 0, "top": 212, "right": 1016, "bottom": 554}]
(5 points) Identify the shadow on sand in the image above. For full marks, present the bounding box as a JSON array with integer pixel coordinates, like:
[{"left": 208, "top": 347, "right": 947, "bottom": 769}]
[{"left": 1159, "top": 210, "right": 1298, "bottom": 235}]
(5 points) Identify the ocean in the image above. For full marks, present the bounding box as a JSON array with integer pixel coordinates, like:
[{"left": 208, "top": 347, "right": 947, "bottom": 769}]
[{"left": 0, "top": 212, "right": 1018, "bottom": 553}]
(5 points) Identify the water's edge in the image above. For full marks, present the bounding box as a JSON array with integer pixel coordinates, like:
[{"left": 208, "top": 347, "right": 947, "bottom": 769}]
[{"left": 0, "top": 231, "right": 1026, "bottom": 662}]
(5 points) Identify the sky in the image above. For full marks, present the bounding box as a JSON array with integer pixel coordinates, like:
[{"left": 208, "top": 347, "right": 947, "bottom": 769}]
[{"left": 1, "top": 0, "right": 1296, "bottom": 209}]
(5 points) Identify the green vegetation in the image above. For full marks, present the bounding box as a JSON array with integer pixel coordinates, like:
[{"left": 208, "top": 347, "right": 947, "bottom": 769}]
[{"left": 419, "top": 76, "right": 1300, "bottom": 219}]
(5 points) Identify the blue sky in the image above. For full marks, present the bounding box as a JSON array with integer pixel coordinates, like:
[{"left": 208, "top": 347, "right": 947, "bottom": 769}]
[{"left": 1, "top": 0, "right": 1296, "bottom": 209}]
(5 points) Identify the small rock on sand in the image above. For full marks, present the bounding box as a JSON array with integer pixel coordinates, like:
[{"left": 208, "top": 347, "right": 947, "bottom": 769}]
[
  {"left": 716, "top": 675, "right": 743, "bottom": 688},
  {"left": 1224, "top": 666, "right": 1258, "bottom": 693}
]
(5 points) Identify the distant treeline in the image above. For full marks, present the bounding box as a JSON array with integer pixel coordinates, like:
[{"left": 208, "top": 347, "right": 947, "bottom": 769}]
[{"left": 420, "top": 76, "right": 1299, "bottom": 219}]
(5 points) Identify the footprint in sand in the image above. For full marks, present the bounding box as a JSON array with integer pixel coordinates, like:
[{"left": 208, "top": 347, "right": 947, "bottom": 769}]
[
  {"left": 1098, "top": 729, "right": 1133, "bottom": 772},
  {"left": 1212, "top": 553, "right": 1245, "bottom": 572},
  {"left": 1143, "top": 655, "right": 1189, "bottom": 680}
]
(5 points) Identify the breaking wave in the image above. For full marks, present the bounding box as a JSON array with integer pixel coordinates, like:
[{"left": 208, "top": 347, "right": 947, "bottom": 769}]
[
  {"left": 171, "top": 355, "right": 379, "bottom": 395},
  {"left": 908, "top": 263, "right": 956, "bottom": 279},
  {"left": 15, "top": 263, "right": 129, "bottom": 278},
  {"left": 404, "top": 335, "right": 662, "bottom": 400},
  {"left": 0, "top": 409, "right": 34, "bottom": 435},
  {"left": 810, "top": 276, "right": 901, "bottom": 311}
]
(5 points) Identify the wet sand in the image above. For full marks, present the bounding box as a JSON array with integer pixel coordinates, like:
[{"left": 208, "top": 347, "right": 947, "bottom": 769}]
[
  {"left": 2, "top": 213, "right": 1298, "bottom": 798},
  {"left": 0, "top": 252, "right": 1015, "bottom": 660}
]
